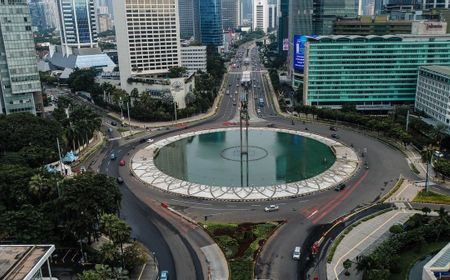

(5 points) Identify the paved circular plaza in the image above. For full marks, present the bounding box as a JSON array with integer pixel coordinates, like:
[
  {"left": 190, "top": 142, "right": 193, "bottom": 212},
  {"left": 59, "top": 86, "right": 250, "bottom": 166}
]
[{"left": 131, "top": 127, "right": 360, "bottom": 201}]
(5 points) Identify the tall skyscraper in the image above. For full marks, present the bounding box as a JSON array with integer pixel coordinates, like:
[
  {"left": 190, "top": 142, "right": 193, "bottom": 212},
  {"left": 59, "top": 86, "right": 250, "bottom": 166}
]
[
  {"left": 222, "top": 0, "right": 240, "bottom": 30},
  {"left": 57, "top": 0, "right": 98, "bottom": 55},
  {"left": 179, "top": 0, "right": 196, "bottom": 39},
  {"left": 50, "top": 0, "right": 115, "bottom": 71},
  {"left": 253, "top": 0, "right": 269, "bottom": 32},
  {"left": 114, "top": 0, "right": 182, "bottom": 90},
  {"left": 268, "top": 2, "right": 278, "bottom": 30},
  {"left": 0, "top": 0, "right": 42, "bottom": 115},
  {"left": 277, "top": 0, "right": 289, "bottom": 54},
  {"left": 29, "top": 0, "right": 60, "bottom": 32},
  {"left": 198, "top": 0, "right": 223, "bottom": 46}
]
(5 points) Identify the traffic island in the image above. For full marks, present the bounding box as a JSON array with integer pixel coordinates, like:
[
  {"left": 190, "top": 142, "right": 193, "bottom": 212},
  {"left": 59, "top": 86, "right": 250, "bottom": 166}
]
[
  {"left": 200, "top": 222, "right": 282, "bottom": 280},
  {"left": 413, "top": 190, "right": 450, "bottom": 205}
]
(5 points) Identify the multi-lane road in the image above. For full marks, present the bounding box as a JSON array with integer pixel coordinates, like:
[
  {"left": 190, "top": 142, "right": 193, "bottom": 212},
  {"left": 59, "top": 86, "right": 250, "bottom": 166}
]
[{"left": 72, "top": 41, "right": 419, "bottom": 279}]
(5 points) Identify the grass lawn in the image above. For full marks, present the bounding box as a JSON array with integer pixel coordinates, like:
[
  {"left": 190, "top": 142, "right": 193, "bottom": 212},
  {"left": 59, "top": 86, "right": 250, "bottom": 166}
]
[
  {"left": 389, "top": 241, "right": 448, "bottom": 280},
  {"left": 413, "top": 190, "right": 450, "bottom": 205},
  {"left": 201, "top": 222, "right": 279, "bottom": 280}
]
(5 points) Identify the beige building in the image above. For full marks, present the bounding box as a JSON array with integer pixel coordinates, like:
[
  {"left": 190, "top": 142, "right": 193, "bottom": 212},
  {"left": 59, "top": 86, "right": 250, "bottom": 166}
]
[{"left": 114, "top": 0, "right": 182, "bottom": 93}]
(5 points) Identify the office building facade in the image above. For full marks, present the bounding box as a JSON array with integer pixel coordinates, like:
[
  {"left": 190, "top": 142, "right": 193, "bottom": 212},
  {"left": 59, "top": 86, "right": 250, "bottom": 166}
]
[
  {"left": 268, "top": 2, "right": 277, "bottom": 30},
  {"left": 0, "top": 0, "right": 42, "bottom": 115},
  {"left": 181, "top": 46, "right": 207, "bottom": 73},
  {"left": 253, "top": 0, "right": 268, "bottom": 32},
  {"left": 179, "top": 0, "right": 196, "bottom": 39},
  {"left": 277, "top": 0, "right": 289, "bottom": 54},
  {"left": 198, "top": 0, "right": 223, "bottom": 46},
  {"left": 333, "top": 16, "right": 413, "bottom": 35},
  {"left": 222, "top": 0, "right": 240, "bottom": 30},
  {"left": 415, "top": 65, "right": 450, "bottom": 127},
  {"left": 57, "top": 0, "right": 98, "bottom": 54},
  {"left": 299, "top": 35, "right": 450, "bottom": 110},
  {"left": 29, "top": 0, "right": 60, "bottom": 32},
  {"left": 114, "top": 0, "right": 182, "bottom": 91}
]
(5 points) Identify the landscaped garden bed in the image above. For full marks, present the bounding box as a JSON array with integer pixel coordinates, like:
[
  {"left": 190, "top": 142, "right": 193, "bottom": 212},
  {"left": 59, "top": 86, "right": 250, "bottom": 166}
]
[
  {"left": 201, "top": 222, "right": 282, "bottom": 280},
  {"left": 413, "top": 190, "right": 450, "bottom": 205}
]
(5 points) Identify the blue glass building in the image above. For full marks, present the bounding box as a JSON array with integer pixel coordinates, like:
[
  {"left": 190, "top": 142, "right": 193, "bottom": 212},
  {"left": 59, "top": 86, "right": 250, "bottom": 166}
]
[
  {"left": 198, "top": 0, "right": 223, "bottom": 46},
  {"left": 57, "top": 0, "right": 97, "bottom": 52}
]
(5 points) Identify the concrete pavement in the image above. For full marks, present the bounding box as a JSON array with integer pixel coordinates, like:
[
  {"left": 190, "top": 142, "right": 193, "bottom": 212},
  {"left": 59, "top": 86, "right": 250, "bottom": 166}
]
[{"left": 327, "top": 209, "right": 418, "bottom": 280}]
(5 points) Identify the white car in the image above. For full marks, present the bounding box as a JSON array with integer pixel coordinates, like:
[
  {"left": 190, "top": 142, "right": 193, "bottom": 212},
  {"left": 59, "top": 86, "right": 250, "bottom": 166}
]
[
  {"left": 264, "top": 205, "right": 279, "bottom": 212},
  {"left": 293, "top": 246, "right": 301, "bottom": 260},
  {"left": 146, "top": 138, "right": 154, "bottom": 143}
]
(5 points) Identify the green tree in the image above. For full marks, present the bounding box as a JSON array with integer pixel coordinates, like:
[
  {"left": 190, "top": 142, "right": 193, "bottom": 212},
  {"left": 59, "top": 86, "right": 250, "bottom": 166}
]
[
  {"left": 123, "top": 242, "right": 148, "bottom": 271},
  {"left": 77, "top": 270, "right": 103, "bottom": 280},
  {"left": 100, "top": 214, "right": 131, "bottom": 268},
  {"left": 0, "top": 204, "right": 52, "bottom": 243},
  {"left": 389, "top": 224, "right": 404, "bottom": 234},
  {"left": 0, "top": 113, "right": 65, "bottom": 161},
  {"left": 67, "top": 68, "right": 98, "bottom": 92},
  {"left": 343, "top": 259, "right": 352, "bottom": 276},
  {"left": 167, "top": 66, "right": 187, "bottom": 78},
  {"left": 99, "top": 241, "right": 120, "bottom": 267},
  {"left": 422, "top": 207, "right": 432, "bottom": 216},
  {"left": 60, "top": 172, "right": 121, "bottom": 243}
]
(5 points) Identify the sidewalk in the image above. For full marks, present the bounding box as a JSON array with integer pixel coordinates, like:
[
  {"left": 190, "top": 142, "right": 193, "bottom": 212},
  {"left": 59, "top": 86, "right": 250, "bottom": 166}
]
[
  {"left": 385, "top": 178, "right": 424, "bottom": 204},
  {"left": 108, "top": 74, "right": 229, "bottom": 129},
  {"left": 136, "top": 249, "right": 158, "bottom": 280},
  {"left": 72, "top": 130, "right": 105, "bottom": 169},
  {"left": 327, "top": 209, "right": 418, "bottom": 280}
]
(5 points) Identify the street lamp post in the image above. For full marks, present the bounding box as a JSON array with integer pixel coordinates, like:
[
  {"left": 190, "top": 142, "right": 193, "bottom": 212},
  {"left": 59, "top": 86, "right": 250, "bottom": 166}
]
[{"left": 126, "top": 101, "right": 132, "bottom": 135}]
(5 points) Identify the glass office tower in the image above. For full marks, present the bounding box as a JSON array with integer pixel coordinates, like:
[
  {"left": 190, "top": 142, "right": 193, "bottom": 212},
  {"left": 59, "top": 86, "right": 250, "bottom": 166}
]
[
  {"left": 301, "top": 35, "right": 450, "bottom": 110},
  {"left": 198, "top": 0, "right": 223, "bottom": 46},
  {"left": 0, "top": 0, "right": 42, "bottom": 115},
  {"left": 57, "top": 0, "right": 98, "bottom": 54}
]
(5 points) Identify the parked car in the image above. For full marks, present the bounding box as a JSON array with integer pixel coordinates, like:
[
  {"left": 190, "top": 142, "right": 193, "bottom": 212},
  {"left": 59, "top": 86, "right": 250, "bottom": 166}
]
[
  {"left": 159, "top": 270, "right": 169, "bottom": 280},
  {"left": 117, "top": 177, "right": 124, "bottom": 184},
  {"left": 334, "top": 183, "right": 346, "bottom": 191},
  {"left": 264, "top": 205, "right": 279, "bottom": 212},
  {"left": 293, "top": 246, "right": 301, "bottom": 260},
  {"left": 119, "top": 159, "right": 126, "bottom": 166}
]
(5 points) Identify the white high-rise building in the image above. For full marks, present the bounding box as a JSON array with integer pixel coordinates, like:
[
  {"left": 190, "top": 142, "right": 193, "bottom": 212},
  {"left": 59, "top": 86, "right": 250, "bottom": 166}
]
[
  {"left": 253, "top": 0, "right": 268, "bottom": 32},
  {"left": 181, "top": 46, "right": 207, "bottom": 73},
  {"left": 114, "top": 0, "right": 182, "bottom": 92}
]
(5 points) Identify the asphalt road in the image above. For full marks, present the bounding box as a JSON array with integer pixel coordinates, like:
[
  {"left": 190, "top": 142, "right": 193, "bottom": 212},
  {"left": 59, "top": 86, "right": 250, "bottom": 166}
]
[{"left": 70, "top": 41, "right": 423, "bottom": 280}]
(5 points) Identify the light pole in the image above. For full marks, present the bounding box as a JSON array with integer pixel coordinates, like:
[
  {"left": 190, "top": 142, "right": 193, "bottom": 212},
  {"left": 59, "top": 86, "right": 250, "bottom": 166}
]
[
  {"left": 126, "top": 101, "right": 132, "bottom": 135},
  {"left": 173, "top": 100, "right": 177, "bottom": 125}
]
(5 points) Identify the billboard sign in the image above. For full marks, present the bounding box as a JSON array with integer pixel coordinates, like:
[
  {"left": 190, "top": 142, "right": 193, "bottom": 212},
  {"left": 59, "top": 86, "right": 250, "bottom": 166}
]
[{"left": 293, "top": 35, "right": 318, "bottom": 71}]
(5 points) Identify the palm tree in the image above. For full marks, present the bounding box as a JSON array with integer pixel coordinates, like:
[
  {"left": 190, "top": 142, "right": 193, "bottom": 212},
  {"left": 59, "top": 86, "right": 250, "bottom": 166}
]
[{"left": 29, "top": 174, "right": 52, "bottom": 204}]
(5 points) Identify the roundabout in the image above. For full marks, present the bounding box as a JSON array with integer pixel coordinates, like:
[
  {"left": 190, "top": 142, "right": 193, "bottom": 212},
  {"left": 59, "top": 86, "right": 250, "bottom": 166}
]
[{"left": 131, "top": 127, "right": 359, "bottom": 200}]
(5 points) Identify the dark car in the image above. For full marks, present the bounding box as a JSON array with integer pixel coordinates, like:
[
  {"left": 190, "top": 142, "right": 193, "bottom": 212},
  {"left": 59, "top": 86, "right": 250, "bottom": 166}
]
[
  {"left": 267, "top": 123, "right": 276, "bottom": 128},
  {"left": 331, "top": 134, "right": 340, "bottom": 139},
  {"left": 330, "top": 126, "right": 337, "bottom": 131},
  {"left": 335, "top": 183, "right": 346, "bottom": 191},
  {"left": 117, "top": 176, "right": 124, "bottom": 184},
  {"left": 111, "top": 121, "right": 118, "bottom": 126}
]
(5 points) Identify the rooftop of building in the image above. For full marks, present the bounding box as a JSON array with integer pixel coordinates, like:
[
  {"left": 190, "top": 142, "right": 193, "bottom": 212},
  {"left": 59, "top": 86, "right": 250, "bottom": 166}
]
[
  {"left": 0, "top": 245, "right": 55, "bottom": 280},
  {"left": 314, "top": 33, "right": 450, "bottom": 41},
  {"left": 334, "top": 15, "right": 413, "bottom": 24},
  {"left": 424, "top": 242, "right": 450, "bottom": 278},
  {"left": 421, "top": 65, "right": 450, "bottom": 77}
]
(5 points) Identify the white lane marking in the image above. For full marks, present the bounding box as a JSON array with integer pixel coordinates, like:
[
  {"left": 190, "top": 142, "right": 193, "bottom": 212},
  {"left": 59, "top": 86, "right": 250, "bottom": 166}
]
[
  {"left": 307, "top": 210, "right": 318, "bottom": 219},
  {"left": 251, "top": 204, "right": 261, "bottom": 207},
  {"left": 107, "top": 161, "right": 111, "bottom": 166}
]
